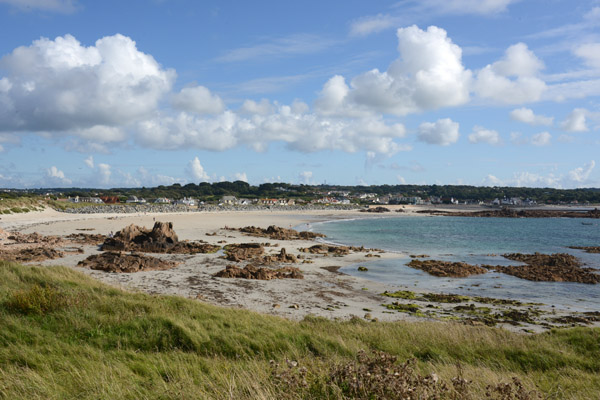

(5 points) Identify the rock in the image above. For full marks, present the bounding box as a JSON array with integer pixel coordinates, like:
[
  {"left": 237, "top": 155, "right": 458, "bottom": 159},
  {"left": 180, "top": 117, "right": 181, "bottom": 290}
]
[
  {"left": 418, "top": 207, "right": 600, "bottom": 219},
  {"left": 299, "top": 244, "right": 350, "bottom": 256},
  {"left": 77, "top": 251, "right": 178, "bottom": 273},
  {"left": 357, "top": 266, "right": 368, "bottom": 271},
  {"left": 407, "top": 259, "right": 488, "bottom": 278},
  {"left": 65, "top": 232, "right": 106, "bottom": 245},
  {"left": 261, "top": 248, "right": 298, "bottom": 264},
  {"left": 0, "top": 247, "right": 64, "bottom": 263},
  {"left": 360, "top": 206, "right": 390, "bottom": 213},
  {"left": 497, "top": 253, "right": 600, "bottom": 284},
  {"left": 224, "top": 243, "right": 264, "bottom": 262},
  {"left": 236, "top": 225, "right": 326, "bottom": 240},
  {"left": 568, "top": 246, "right": 600, "bottom": 254},
  {"left": 214, "top": 264, "right": 303, "bottom": 280},
  {"left": 101, "top": 222, "right": 219, "bottom": 254}
]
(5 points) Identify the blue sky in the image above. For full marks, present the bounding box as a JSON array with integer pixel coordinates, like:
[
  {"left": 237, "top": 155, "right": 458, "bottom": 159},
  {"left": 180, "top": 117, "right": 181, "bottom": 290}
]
[{"left": 0, "top": 0, "right": 599, "bottom": 189}]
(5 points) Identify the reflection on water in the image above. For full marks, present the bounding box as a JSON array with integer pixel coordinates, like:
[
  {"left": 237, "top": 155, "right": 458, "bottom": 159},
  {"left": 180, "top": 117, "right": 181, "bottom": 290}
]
[{"left": 312, "top": 216, "right": 600, "bottom": 312}]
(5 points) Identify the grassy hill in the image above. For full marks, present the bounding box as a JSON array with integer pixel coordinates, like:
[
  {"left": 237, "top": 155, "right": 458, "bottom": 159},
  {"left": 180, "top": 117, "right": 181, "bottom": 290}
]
[{"left": 0, "top": 261, "right": 598, "bottom": 399}]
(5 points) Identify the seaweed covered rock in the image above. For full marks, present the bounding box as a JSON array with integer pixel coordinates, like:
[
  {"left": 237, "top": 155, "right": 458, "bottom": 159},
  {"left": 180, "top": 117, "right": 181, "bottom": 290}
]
[
  {"left": 224, "top": 243, "right": 265, "bottom": 262},
  {"left": 407, "top": 259, "right": 488, "bottom": 278},
  {"left": 498, "top": 253, "right": 600, "bottom": 284},
  {"left": 77, "top": 251, "right": 178, "bottom": 273},
  {"left": 262, "top": 248, "right": 298, "bottom": 264},
  {"left": 0, "top": 247, "right": 64, "bottom": 263},
  {"left": 214, "top": 264, "right": 303, "bottom": 280},
  {"left": 237, "top": 225, "right": 325, "bottom": 240},
  {"left": 102, "top": 222, "right": 219, "bottom": 254},
  {"left": 65, "top": 233, "right": 106, "bottom": 245},
  {"left": 299, "top": 244, "right": 351, "bottom": 256}
]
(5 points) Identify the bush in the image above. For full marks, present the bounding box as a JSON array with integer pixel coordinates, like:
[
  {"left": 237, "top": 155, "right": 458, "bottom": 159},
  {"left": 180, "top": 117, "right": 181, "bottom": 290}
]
[{"left": 5, "top": 285, "right": 67, "bottom": 315}]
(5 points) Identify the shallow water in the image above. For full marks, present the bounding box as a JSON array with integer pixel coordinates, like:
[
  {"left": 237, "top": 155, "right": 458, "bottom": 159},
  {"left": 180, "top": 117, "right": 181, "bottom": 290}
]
[{"left": 306, "top": 216, "right": 600, "bottom": 312}]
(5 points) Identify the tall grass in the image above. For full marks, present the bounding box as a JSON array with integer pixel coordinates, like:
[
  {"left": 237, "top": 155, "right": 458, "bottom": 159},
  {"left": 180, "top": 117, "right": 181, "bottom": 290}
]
[{"left": 0, "top": 261, "right": 598, "bottom": 399}]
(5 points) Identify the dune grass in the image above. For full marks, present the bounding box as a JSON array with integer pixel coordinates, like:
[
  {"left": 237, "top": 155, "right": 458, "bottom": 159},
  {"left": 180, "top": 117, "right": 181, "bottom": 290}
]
[{"left": 0, "top": 260, "right": 598, "bottom": 399}]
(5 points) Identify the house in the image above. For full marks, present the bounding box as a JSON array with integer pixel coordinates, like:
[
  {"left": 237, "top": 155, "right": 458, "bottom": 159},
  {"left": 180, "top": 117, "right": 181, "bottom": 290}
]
[
  {"left": 154, "top": 197, "right": 170, "bottom": 204},
  {"left": 80, "top": 197, "right": 103, "bottom": 204},
  {"left": 100, "top": 196, "right": 119, "bottom": 204},
  {"left": 174, "top": 197, "right": 196, "bottom": 206},
  {"left": 259, "top": 198, "right": 278, "bottom": 205},
  {"left": 220, "top": 195, "right": 237, "bottom": 205},
  {"left": 236, "top": 198, "right": 251, "bottom": 205}
]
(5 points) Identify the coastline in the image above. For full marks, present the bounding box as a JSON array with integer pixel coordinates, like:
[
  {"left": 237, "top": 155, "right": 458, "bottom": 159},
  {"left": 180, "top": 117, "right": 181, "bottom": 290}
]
[{"left": 1, "top": 206, "right": 599, "bottom": 333}]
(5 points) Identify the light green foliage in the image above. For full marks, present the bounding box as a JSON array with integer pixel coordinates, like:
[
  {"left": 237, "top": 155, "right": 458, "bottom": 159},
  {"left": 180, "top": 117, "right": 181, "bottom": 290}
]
[{"left": 0, "top": 261, "right": 598, "bottom": 399}]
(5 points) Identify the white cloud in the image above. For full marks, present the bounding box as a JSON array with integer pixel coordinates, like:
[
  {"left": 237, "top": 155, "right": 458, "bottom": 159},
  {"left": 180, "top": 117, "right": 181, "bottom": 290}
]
[
  {"left": 299, "top": 171, "right": 313, "bottom": 184},
  {"left": 45, "top": 166, "right": 71, "bottom": 186},
  {"left": 574, "top": 43, "right": 600, "bottom": 69},
  {"left": 234, "top": 172, "right": 248, "bottom": 183},
  {"left": 137, "top": 106, "right": 408, "bottom": 156},
  {"left": 97, "top": 163, "right": 111, "bottom": 186},
  {"left": 474, "top": 43, "right": 546, "bottom": 104},
  {"left": 0, "top": 34, "right": 175, "bottom": 136},
  {"left": 171, "top": 85, "right": 225, "bottom": 115},
  {"left": 350, "top": 14, "right": 399, "bottom": 37},
  {"left": 186, "top": 157, "right": 210, "bottom": 181},
  {"left": 216, "top": 34, "right": 337, "bottom": 62},
  {"left": 509, "top": 107, "right": 553, "bottom": 126},
  {"left": 239, "top": 99, "right": 275, "bottom": 116},
  {"left": 84, "top": 156, "right": 94, "bottom": 169},
  {"left": 568, "top": 160, "right": 595, "bottom": 184},
  {"left": 396, "top": 175, "right": 406, "bottom": 184},
  {"left": 0, "top": 0, "right": 78, "bottom": 13},
  {"left": 417, "top": 118, "right": 459, "bottom": 146},
  {"left": 137, "top": 167, "right": 183, "bottom": 187},
  {"left": 531, "top": 131, "right": 551, "bottom": 146},
  {"left": 560, "top": 108, "right": 588, "bottom": 132},
  {"left": 418, "top": 0, "right": 518, "bottom": 15},
  {"left": 316, "top": 25, "right": 471, "bottom": 116},
  {"left": 468, "top": 126, "right": 501, "bottom": 145},
  {"left": 482, "top": 174, "right": 502, "bottom": 186}
]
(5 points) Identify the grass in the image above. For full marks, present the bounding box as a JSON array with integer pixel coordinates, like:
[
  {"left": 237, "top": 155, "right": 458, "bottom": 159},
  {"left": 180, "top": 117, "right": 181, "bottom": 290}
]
[
  {"left": 0, "top": 261, "right": 598, "bottom": 399},
  {"left": 0, "top": 197, "right": 46, "bottom": 214}
]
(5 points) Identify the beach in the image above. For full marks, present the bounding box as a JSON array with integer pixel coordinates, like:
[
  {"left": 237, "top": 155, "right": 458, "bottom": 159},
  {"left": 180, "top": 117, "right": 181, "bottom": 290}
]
[{"left": 1, "top": 206, "right": 598, "bottom": 332}]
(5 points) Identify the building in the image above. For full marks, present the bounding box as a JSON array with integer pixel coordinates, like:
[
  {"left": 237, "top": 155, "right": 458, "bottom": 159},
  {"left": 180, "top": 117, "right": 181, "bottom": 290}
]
[{"left": 174, "top": 197, "right": 196, "bottom": 206}]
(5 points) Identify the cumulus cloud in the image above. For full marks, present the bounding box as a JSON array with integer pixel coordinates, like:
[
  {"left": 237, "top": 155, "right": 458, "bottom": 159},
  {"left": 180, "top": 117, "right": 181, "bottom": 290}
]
[
  {"left": 84, "top": 156, "right": 94, "bottom": 169},
  {"left": 186, "top": 157, "right": 210, "bottom": 181},
  {"left": 531, "top": 131, "right": 551, "bottom": 146},
  {"left": 574, "top": 43, "right": 600, "bottom": 69},
  {"left": 97, "top": 163, "right": 111, "bottom": 186},
  {"left": 239, "top": 99, "right": 275, "bottom": 115},
  {"left": 417, "top": 118, "right": 459, "bottom": 146},
  {"left": 468, "top": 126, "right": 501, "bottom": 145},
  {"left": 45, "top": 166, "right": 71, "bottom": 186},
  {"left": 474, "top": 43, "right": 546, "bottom": 104},
  {"left": 0, "top": 34, "right": 175, "bottom": 136},
  {"left": 568, "top": 160, "right": 595, "bottom": 184},
  {"left": 234, "top": 172, "right": 248, "bottom": 182},
  {"left": 171, "top": 85, "right": 225, "bottom": 115},
  {"left": 137, "top": 105, "right": 408, "bottom": 156},
  {"left": 316, "top": 25, "right": 471, "bottom": 116},
  {"left": 483, "top": 160, "right": 596, "bottom": 189},
  {"left": 509, "top": 107, "right": 553, "bottom": 126},
  {"left": 560, "top": 108, "right": 589, "bottom": 132},
  {"left": 299, "top": 171, "right": 313, "bottom": 184}
]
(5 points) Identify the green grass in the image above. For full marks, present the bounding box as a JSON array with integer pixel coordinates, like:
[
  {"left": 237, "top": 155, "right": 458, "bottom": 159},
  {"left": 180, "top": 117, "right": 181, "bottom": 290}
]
[
  {"left": 0, "top": 197, "right": 46, "bottom": 214},
  {"left": 0, "top": 261, "right": 598, "bottom": 399}
]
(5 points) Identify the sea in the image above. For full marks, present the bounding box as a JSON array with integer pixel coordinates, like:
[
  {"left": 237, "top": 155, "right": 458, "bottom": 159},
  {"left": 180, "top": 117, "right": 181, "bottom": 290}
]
[{"left": 301, "top": 216, "right": 600, "bottom": 312}]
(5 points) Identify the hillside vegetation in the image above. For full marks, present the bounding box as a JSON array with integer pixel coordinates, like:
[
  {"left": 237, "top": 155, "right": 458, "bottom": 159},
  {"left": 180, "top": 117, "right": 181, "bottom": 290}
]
[{"left": 0, "top": 261, "right": 599, "bottom": 399}]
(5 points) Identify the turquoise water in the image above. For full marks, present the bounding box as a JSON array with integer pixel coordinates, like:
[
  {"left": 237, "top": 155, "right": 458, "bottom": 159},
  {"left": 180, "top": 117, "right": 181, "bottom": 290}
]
[{"left": 306, "top": 216, "right": 600, "bottom": 312}]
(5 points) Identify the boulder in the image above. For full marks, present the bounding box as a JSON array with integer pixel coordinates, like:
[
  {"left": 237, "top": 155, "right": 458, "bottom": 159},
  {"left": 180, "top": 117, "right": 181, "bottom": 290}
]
[{"left": 77, "top": 251, "right": 178, "bottom": 273}]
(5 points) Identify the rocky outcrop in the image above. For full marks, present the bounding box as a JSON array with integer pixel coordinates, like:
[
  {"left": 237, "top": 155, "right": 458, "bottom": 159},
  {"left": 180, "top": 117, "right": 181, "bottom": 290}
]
[
  {"left": 77, "top": 251, "right": 178, "bottom": 273},
  {"left": 224, "top": 243, "right": 264, "bottom": 262},
  {"left": 101, "top": 222, "right": 219, "bottom": 254},
  {"left": 299, "top": 244, "right": 351, "bottom": 256},
  {"left": 6, "top": 231, "right": 63, "bottom": 245},
  {"left": 237, "top": 225, "right": 326, "bottom": 240},
  {"left": 65, "top": 233, "right": 106, "bottom": 245},
  {"left": 568, "top": 246, "right": 600, "bottom": 254},
  {"left": 214, "top": 265, "right": 303, "bottom": 280},
  {"left": 261, "top": 248, "right": 297, "bottom": 264},
  {"left": 0, "top": 247, "right": 64, "bottom": 263},
  {"left": 407, "top": 259, "right": 488, "bottom": 278},
  {"left": 418, "top": 207, "right": 600, "bottom": 219},
  {"left": 497, "top": 253, "right": 600, "bottom": 284},
  {"left": 361, "top": 207, "right": 390, "bottom": 213}
]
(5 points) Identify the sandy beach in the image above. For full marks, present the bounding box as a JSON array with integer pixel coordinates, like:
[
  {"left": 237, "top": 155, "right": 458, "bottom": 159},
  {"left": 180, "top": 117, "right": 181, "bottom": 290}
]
[{"left": 1, "top": 206, "right": 598, "bottom": 332}]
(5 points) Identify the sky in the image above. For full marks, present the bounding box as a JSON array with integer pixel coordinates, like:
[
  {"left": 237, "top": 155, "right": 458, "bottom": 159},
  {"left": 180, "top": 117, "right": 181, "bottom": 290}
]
[{"left": 0, "top": 0, "right": 599, "bottom": 189}]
